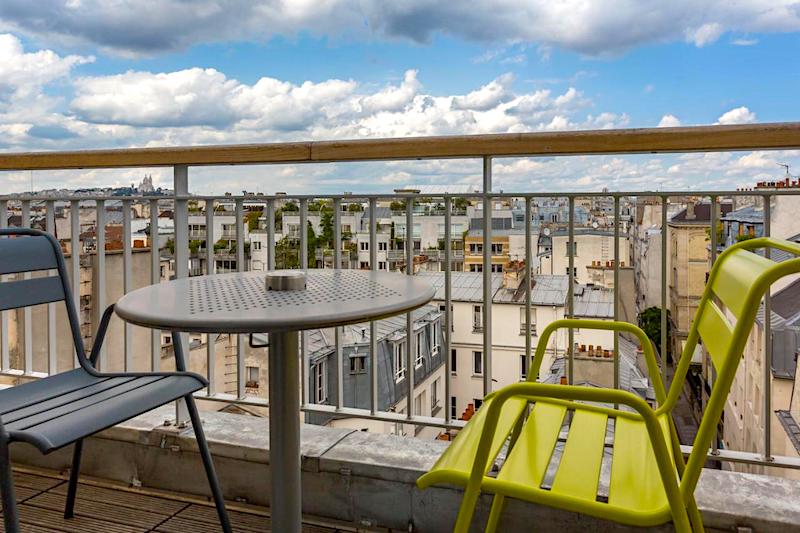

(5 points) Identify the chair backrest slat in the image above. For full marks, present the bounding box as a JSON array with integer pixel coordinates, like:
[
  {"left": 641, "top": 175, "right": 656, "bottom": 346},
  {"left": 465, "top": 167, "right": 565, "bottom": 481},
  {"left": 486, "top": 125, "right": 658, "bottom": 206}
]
[
  {"left": 0, "top": 235, "right": 60, "bottom": 275},
  {"left": 0, "top": 277, "right": 65, "bottom": 312},
  {"left": 710, "top": 248, "right": 774, "bottom": 319},
  {"left": 695, "top": 300, "right": 734, "bottom": 371}
]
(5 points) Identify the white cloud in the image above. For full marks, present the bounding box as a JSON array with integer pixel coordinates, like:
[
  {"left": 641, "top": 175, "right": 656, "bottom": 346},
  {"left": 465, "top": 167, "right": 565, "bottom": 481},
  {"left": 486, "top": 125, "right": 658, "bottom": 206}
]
[
  {"left": 2, "top": 1, "right": 800, "bottom": 56},
  {"left": 686, "top": 22, "right": 724, "bottom": 47},
  {"left": 658, "top": 114, "right": 681, "bottom": 127},
  {"left": 717, "top": 106, "right": 757, "bottom": 125},
  {"left": 731, "top": 37, "right": 758, "bottom": 46},
  {"left": 452, "top": 73, "right": 515, "bottom": 111}
]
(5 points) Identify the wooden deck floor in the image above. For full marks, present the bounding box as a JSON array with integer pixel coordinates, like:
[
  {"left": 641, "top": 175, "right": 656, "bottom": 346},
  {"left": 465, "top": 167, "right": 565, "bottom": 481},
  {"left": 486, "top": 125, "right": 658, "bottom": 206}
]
[{"left": 0, "top": 468, "right": 349, "bottom": 533}]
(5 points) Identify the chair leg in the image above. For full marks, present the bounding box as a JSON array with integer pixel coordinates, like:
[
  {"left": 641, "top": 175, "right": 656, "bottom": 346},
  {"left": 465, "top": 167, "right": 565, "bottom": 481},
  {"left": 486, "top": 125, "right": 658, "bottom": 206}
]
[
  {"left": 64, "top": 439, "right": 83, "bottom": 519},
  {"left": 686, "top": 494, "right": 705, "bottom": 532},
  {"left": 0, "top": 437, "right": 19, "bottom": 533},
  {"left": 184, "top": 394, "right": 232, "bottom": 533},
  {"left": 485, "top": 494, "right": 506, "bottom": 533},
  {"left": 453, "top": 486, "right": 481, "bottom": 533}
]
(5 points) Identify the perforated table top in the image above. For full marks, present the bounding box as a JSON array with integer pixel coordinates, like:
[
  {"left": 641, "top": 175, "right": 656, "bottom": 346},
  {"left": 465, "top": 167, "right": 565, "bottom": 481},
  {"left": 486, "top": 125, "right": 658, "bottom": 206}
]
[{"left": 115, "top": 269, "right": 436, "bottom": 333}]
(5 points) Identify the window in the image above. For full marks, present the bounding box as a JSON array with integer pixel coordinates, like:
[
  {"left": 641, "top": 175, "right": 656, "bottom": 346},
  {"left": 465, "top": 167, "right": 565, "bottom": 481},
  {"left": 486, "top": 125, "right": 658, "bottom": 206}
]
[
  {"left": 414, "top": 391, "right": 425, "bottom": 416},
  {"left": 378, "top": 261, "right": 387, "bottom": 270},
  {"left": 415, "top": 332, "right": 424, "bottom": 367},
  {"left": 472, "top": 305, "right": 483, "bottom": 332},
  {"left": 520, "top": 355, "right": 528, "bottom": 380},
  {"left": 341, "top": 224, "right": 352, "bottom": 234},
  {"left": 394, "top": 342, "right": 406, "bottom": 381},
  {"left": 469, "top": 263, "right": 483, "bottom": 272},
  {"left": 431, "top": 379, "right": 440, "bottom": 410},
  {"left": 474, "top": 398, "right": 483, "bottom": 410},
  {"left": 359, "top": 261, "right": 369, "bottom": 269},
  {"left": 450, "top": 396, "right": 458, "bottom": 419},
  {"left": 490, "top": 243, "right": 503, "bottom": 254},
  {"left": 246, "top": 366, "right": 259, "bottom": 388},
  {"left": 349, "top": 355, "right": 366, "bottom": 374},
  {"left": 430, "top": 321, "right": 440, "bottom": 355},
  {"left": 566, "top": 267, "right": 577, "bottom": 277},
  {"left": 252, "top": 241, "right": 262, "bottom": 251},
  {"left": 565, "top": 241, "right": 578, "bottom": 256},
  {"left": 451, "top": 348, "right": 457, "bottom": 374},
  {"left": 469, "top": 243, "right": 483, "bottom": 254},
  {"left": 378, "top": 241, "right": 388, "bottom": 251},
  {"left": 519, "top": 307, "right": 537, "bottom": 335},
  {"left": 360, "top": 241, "right": 369, "bottom": 251},
  {"left": 311, "top": 360, "right": 327, "bottom": 403},
  {"left": 491, "top": 264, "right": 503, "bottom": 273},
  {"left": 473, "top": 351, "right": 483, "bottom": 375}
]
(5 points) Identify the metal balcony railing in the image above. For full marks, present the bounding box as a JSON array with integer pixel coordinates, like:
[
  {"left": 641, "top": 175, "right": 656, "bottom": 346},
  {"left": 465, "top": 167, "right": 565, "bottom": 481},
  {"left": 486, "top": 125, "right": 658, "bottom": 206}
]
[{"left": 0, "top": 123, "right": 799, "bottom": 474}]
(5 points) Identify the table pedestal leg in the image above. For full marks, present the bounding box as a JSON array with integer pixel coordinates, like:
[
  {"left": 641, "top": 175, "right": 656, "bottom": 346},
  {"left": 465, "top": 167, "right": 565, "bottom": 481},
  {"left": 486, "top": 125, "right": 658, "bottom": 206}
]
[{"left": 268, "top": 330, "right": 301, "bottom": 532}]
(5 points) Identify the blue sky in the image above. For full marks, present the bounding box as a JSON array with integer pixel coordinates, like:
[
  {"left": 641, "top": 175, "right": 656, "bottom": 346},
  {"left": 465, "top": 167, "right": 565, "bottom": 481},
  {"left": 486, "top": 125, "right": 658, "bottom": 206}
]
[{"left": 0, "top": 1, "right": 798, "bottom": 194}]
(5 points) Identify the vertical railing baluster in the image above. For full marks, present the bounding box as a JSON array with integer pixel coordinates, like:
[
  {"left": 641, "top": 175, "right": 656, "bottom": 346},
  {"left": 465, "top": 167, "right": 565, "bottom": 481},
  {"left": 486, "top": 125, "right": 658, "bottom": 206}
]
[
  {"left": 406, "top": 196, "right": 415, "bottom": 420},
  {"left": 173, "top": 166, "right": 190, "bottom": 423},
  {"left": 20, "top": 201, "right": 32, "bottom": 374},
  {"left": 709, "top": 195, "right": 719, "bottom": 455},
  {"left": 525, "top": 196, "right": 532, "bottom": 379},
  {"left": 267, "top": 198, "right": 276, "bottom": 271},
  {"left": 613, "top": 196, "right": 620, "bottom": 392},
  {"left": 334, "top": 198, "right": 344, "bottom": 410},
  {"left": 444, "top": 195, "right": 452, "bottom": 424},
  {"left": 46, "top": 200, "right": 57, "bottom": 375},
  {"left": 0, "top": 201, "right": 8, "bottom": 371},
  {"left": 567, "top": 196, "right": 574, "bottom": 385},
  {"left": 70, "top": 200, "right": 81, "bottom": 368},
  {"left": 300, "top": 199, "right": 308, "bottom": 270},
  {"left": 369, "top": 198, "right": 378, "bottom": 415},
  {"left": 95, "top": 199, "right": 106, "bottom": 370},
  {"left": 149, "top": 199, "right": 160, "bottom": 371},
  {"left": 660, "top": 195, "right": 668, "bottom": 386},
  {"left": 205, "top": 199, "right": 216, "bottom": 395},
  {"left": 300, "top": 198, "right": 309, "bottom": 409},
  {"left": 763, "top": 193, "right": 773, "bottom": 462},
  {"left": 482, "top": 157, "right": 493, "bottom": 396},
  {"left": 235, "top": 198, "right": 245, "bottom": 399},
  {"left": 122, "top": 200, "right": 133, "bottom": 371}
]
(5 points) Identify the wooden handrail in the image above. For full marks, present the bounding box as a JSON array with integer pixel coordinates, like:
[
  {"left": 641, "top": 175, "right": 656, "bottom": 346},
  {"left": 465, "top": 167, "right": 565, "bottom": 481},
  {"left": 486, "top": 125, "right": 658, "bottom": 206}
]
[{"left": 0, "top": 122, "right": 798, "bottom": 170}]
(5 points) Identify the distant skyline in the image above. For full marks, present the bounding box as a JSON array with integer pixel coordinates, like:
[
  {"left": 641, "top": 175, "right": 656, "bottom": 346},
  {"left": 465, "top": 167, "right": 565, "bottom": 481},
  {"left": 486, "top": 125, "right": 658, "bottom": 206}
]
[{"left": 0, "top": 1, "right": 798, "bottom": 194}]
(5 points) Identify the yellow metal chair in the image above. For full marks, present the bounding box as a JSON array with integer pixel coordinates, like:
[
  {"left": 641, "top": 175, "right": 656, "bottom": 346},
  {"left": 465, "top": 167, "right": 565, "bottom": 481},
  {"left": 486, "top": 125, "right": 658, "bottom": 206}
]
[{"left": 418, "top": 237, "right": 800, "bottom": 532}]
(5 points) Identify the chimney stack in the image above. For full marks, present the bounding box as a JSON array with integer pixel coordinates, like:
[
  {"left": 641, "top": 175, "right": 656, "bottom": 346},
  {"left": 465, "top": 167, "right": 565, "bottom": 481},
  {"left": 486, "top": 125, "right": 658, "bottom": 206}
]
[{"left": 686, "top": 202, "right": 696, "bottom": 220}]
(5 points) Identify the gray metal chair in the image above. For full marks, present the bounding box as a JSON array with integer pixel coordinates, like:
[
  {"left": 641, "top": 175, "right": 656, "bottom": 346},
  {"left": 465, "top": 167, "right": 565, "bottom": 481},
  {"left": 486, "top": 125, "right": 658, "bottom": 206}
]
[{"left": 0, "top": 228, "right": 231, "bottom": 533}]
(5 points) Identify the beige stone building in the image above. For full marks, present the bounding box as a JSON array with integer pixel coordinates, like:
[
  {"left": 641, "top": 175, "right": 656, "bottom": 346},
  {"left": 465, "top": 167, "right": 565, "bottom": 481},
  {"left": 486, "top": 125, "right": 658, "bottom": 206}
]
[
  {"left": 723, "top": 279, "right": 800, "bottom": 480},
  {"left": 667, "top": 201, "right": 732, "bottom": 353}
]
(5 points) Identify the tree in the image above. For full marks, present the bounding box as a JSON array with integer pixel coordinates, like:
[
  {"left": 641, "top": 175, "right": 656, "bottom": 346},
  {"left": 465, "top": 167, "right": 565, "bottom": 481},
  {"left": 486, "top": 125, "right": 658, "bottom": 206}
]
[
  {"left": 246, "top": 211, "right": 263, "bottom": 231},
  {"left": 347, "top": 203, "right": 363, "bottom": 212},
  {"left": 320, "top": 210, "right": 334, "bottom": 248},
  {"left": 453, "top": 197, "right": 470, "bottom": 211},
  {"left": 637, "top": 306, "right": 672, "bottom": 361}
]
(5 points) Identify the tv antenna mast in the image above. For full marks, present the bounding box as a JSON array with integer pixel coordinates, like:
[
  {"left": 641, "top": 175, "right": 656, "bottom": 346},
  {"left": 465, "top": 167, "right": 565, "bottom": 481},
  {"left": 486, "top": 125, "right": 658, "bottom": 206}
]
[{"left": 778, "top": 163, "right": 791, "bottom": 177}]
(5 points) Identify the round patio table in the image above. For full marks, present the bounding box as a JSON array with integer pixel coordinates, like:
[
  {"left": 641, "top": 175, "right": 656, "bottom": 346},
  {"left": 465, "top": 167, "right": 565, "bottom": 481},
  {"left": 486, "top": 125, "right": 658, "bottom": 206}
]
[{"left": 115, "top": 269, "right": 435, "bottom": 532}]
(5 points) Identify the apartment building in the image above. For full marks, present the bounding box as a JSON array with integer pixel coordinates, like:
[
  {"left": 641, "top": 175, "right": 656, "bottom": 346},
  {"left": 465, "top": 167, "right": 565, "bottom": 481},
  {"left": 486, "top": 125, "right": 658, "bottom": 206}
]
[
  {"left": 538, "top": 228, "right": 630, "bottom": 287},
  {"left": 418, "top": 267, "right": 625, "bottom": 422},
  {"left": 724, "top": 278, "right": 800, "bottom": 480},
  {"left": 303, "top": 306, "right": 445, "bottom": 439},
  {"left": 668, "top": 201, "right": 732, "bottom": 353}
]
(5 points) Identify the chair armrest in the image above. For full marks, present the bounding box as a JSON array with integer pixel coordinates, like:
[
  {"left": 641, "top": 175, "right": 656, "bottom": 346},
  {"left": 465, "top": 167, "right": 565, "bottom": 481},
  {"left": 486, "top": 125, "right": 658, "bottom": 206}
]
[
  {"left": 88, "top": 304, "right": 116, "bottom": 368},
  {"left": 530, "top": 318, "right": 666, "bottom": 404}
]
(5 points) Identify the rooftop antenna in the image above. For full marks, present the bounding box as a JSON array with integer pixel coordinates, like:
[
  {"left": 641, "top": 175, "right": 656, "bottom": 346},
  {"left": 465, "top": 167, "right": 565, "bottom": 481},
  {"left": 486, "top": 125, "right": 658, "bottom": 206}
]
[{"left": 778, "top": 163, "right": 791, "bottom": 177}]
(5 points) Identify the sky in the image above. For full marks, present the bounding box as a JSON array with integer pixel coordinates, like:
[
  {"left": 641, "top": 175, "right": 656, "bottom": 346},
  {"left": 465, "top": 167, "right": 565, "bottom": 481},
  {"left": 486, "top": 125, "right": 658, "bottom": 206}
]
[{"left": 0, "top": 1, "right": 799, "bottom": 195}]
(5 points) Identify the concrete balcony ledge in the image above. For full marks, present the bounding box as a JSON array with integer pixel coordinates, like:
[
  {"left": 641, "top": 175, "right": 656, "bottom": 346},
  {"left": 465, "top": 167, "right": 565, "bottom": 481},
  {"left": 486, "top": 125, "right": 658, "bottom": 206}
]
[{"left": 11, "top": 406, "right": 800, "bottom": 532}]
